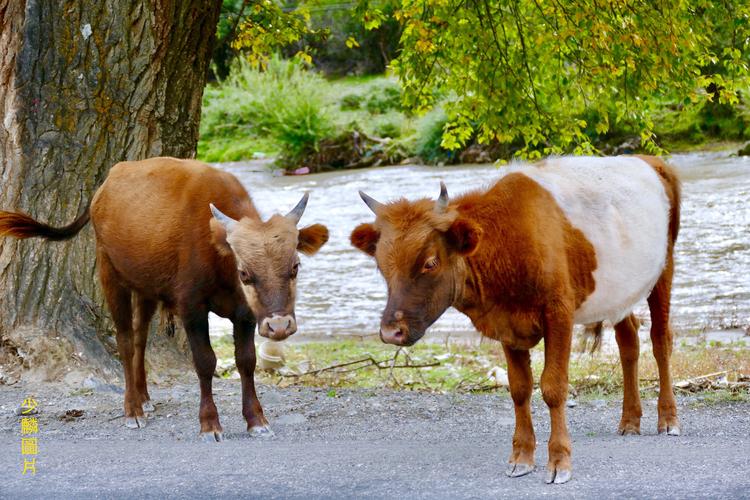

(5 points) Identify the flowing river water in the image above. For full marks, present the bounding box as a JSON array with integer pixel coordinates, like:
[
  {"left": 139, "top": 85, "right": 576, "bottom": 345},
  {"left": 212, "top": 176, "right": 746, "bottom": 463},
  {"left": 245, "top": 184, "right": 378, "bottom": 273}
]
[{"left": 209, "top": 151, "right": 750, "bottom": 344}]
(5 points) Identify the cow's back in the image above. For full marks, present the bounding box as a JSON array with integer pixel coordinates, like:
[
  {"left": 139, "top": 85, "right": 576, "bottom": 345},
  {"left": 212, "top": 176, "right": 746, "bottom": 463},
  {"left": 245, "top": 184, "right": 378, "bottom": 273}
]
[
  {"left": 91, "top": 157, "right": 256, "bottom": 301},
  {"left": 505, "top": 156, "right": 671, "bottom": 324}
]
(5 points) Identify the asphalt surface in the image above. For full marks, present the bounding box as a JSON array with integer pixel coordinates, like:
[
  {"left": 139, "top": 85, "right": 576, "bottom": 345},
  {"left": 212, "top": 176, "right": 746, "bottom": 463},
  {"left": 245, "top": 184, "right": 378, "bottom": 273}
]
[{"left": 1, "top": 378, "right": 748, "bottom": 499}]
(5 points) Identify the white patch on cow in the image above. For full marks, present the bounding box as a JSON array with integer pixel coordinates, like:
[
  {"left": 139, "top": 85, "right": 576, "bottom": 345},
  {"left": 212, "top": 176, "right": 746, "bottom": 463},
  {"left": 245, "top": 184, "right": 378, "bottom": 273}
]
[{"left": 504, "top": 156, "right": 671, "bottom": 324}]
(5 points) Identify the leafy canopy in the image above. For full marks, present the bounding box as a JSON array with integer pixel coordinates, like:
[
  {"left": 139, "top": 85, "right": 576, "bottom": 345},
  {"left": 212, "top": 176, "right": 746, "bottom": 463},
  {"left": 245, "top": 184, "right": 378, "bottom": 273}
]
[
  {"left": 388, "top": 0, "right": 750, "bottom": 157},
  {"left": 233, "top": 0, "right": 750, "bottom": 157},
  {"left": 232, "top": 0, "right": 316, "bottom": 66}
]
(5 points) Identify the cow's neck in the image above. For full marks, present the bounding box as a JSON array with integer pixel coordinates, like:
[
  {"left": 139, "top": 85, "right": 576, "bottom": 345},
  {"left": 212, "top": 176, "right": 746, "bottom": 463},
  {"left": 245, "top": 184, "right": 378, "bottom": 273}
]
[{"left": 451, "top": 255, "right": 489, "bottom": 322}]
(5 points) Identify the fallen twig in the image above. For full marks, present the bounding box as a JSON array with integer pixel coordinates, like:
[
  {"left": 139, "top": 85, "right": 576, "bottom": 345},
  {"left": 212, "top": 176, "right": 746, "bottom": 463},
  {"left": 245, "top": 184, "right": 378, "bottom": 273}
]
[
  {"left": 281, "top": 356, "right": 380, "bottom": 378},
  {"left": 337, "top": 360, "right": 440, "bottom": 374},
  {"left": 674, "top": 370, "right": 729, "bottom": 388},
  {"left": 280, "top": 352, "right": 440, "bottom": 379}
]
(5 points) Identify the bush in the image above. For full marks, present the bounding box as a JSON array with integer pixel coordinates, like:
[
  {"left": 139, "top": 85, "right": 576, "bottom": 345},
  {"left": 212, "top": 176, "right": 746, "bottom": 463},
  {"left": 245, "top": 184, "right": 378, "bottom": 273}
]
[
  {"left": 365, "top": 82, "right": 402, "bottom": 114},
  {"left": 415, "top": 108, "right": 456, "bottom": 164},
  {"left": 200, "top": 56, "right": 333, "bottom": 164},
  {"left": 372, "top": 113, "right": 403, "bottom": 138},
  {"left": 339, "top": 94, "right": 361, "bottom": 111}
]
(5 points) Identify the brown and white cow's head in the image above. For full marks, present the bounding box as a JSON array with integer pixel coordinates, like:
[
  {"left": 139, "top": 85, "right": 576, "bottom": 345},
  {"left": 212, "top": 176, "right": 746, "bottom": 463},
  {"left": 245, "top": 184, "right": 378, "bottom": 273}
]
[
  {"left": 350, "top": 183, "right": 482, "bottom": 346},
  {"left": 210, "top": 193, "right": 329, "bottom": 341}
]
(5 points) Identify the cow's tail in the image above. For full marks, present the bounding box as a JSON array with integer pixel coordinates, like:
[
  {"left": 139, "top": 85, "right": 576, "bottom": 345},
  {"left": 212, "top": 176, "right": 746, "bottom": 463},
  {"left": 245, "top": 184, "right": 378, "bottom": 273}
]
[
  {"left": 0, "top": 202, "right": 91, "bottom": 241},
  {"left": 577, "top": 321, "right": 604, "bottom": 353}
]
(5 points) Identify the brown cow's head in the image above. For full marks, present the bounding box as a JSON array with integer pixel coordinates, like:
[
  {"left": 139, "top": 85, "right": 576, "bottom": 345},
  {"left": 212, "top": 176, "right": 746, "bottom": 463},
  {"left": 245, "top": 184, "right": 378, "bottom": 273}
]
[
  {"left": 210, "top": 193, "right": 329, "bottom": 341},
  {"left": 350, "top": 183, "right": 482, "bottom": 346}
]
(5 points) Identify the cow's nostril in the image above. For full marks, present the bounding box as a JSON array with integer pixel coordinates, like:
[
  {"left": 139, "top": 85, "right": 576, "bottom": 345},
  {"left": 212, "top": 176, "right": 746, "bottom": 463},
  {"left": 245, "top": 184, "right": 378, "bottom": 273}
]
[{"left": 380, "top": 324, "right": 408, "bottom": 345}]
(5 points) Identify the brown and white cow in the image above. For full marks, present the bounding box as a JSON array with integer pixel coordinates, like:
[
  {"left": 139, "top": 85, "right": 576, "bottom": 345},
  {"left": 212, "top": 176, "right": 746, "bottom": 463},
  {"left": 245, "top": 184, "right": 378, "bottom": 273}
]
[
  {"left": 0, "top": 157, "right": 329, "bottom": 441},
  {"left": 350, "top": 155, "right": 680, "bottom": 484}
]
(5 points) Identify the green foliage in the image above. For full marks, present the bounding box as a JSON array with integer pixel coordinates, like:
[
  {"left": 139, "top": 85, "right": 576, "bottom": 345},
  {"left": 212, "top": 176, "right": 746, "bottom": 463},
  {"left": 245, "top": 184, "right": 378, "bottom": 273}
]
[
  {"left": 364, "top": 80, "right": 403, "bottom": 114},
  {"left": 372, "top": 113, "right": 403, "bottom": 138},
  {"left": 378, "top": 0, "right": 750, "bottom": 157},
  {"left": 217, "top": 0, "right": 401, "bottom": 78},
  {"left": 231, "top": 0, "right": 317, "bottom": 68},
  {"left": 652, "top": 100, "right": 750, "bottom": 148},
  {"left": 210, "top": 0, "right": 250, "bottom": 81},
  {"left": 199, "top": 60, "right": 747, "bottom": 165},
  {"left": 340, "top": 93, "right": 362, "bottom": 110},
  {"left": 298, "top": 0, "right": 402, "bottom": 76},
  {"left": 211, "top": 1, "right": 749, "bottom": 162},
  {"left": 199, "top": 56, "right": 333, "bottom": 163},
  {"left": 415, "top": 108, "right": 455, "bottom": 164}
]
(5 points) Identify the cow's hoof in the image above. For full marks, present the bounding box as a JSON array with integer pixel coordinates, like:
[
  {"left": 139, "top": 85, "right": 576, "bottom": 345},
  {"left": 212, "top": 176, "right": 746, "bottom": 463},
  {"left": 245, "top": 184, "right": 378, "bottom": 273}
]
[
  {"left": 125, "top": 416, "right": 147, "bottom": 429},
  {"left": 506, "top": 463, "right": 534, "bottom": 477},
  {"left": 545, "top": 468, "right": 572, "bottom": 484},
  {"left": 249, "top": 425, "right": 274, "bottom": 437},
  {"left": 200, "top": 431, "right": 224, "bottom": 443},
  {"left": 659, "top": 424, "right": 681, "bottom": 436},
  {"left": 142, "top": 400, "right": 155, "bottom": 413},
  {"left": 618, "top": 425, "right": 640, "bottom": 436}
]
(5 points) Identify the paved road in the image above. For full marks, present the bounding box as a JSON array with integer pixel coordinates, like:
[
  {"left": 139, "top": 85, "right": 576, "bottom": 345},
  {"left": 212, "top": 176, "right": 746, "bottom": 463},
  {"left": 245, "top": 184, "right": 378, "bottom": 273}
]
[{"left": 1, "top": 380, "right": 748, "bottom": 498}]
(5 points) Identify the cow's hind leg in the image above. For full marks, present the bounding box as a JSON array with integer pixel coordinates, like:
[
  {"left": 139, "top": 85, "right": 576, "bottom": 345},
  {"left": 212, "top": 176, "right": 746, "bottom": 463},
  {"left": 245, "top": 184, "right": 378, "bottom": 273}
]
[
  {"left": 503, "top": 345, "right": 536, "bottom": 478},
  {"left": 647, "top": 258, "right": 680, "bottom": 436},
  {"left": 133, "top": 295, "right": 157, "bottom": 413},
  {"left": 615, "top": 313, "right": 642, "bottom": 435},
  {"left": 233, "top": 308, "right": 270, "bottom": 436},
  {"left": 182, "top": 306, "right": 223, "bottom": 442},
  {"left": 98, "top": 252, "right": 144, "bottom": 428}
]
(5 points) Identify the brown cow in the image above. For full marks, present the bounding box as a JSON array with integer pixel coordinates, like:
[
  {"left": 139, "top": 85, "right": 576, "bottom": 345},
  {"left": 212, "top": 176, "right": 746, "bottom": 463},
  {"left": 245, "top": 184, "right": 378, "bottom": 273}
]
[
  {"left": 0, "top": 157, "right": 329, "bottom": 441},
  {"left": 350, "top": 155, "right": 680, "bottom": 484}
]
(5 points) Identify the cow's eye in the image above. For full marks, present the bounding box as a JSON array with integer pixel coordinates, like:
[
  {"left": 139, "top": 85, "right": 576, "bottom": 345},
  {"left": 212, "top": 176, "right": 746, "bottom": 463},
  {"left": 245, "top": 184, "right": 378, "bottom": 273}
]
[
  {"left": 238, "top": 269, "right": 254, "bottom": 285},
  {"left": 422, "top": 257, "right": 439, "bottom": 273},
  {"left": 290, "top": 262, "right": 300, "bottom": 279}
]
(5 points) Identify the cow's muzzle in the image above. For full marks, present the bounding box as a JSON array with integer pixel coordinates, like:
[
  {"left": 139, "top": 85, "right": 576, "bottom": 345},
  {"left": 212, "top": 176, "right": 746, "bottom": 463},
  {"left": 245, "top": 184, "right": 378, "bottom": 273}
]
[
  {"left": 379, "top": 322, "right": 415, "bottom": 346},
  {"left": 259, "top": 314, "right": 297, "bottom": 341}
]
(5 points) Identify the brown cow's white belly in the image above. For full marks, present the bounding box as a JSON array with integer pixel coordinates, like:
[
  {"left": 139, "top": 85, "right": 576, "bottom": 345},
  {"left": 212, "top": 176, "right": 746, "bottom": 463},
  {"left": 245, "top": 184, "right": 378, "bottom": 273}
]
[{"left": 506, "top": 156, "right": 671, "bottom": 324}]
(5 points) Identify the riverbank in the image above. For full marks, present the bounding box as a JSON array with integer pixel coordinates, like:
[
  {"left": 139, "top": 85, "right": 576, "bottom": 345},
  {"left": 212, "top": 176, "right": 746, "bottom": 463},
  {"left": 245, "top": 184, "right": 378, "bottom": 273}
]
[{"left": 209, "top": 337, "right": 749, "bottom": 401}]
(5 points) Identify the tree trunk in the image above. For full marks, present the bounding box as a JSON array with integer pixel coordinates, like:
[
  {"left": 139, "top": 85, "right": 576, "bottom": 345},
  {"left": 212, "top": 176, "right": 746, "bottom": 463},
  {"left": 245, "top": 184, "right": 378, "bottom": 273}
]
[{"left": 0, "top": 0, "right": 222, "bottom": 382}]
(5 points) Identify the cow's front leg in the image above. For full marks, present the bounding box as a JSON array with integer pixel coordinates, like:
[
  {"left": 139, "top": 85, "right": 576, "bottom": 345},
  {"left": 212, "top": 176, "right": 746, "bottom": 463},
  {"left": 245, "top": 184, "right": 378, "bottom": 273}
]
[
  {"left": 540, "top": 309, "right": 573, "bottom": 484},
  {"left": 502, "top": 344, "right": 536, "bottom": 477},
  {"left": 183, "top": 308, "right": 223, "bottom": 442},
  {"left": 233, "top": 312, "right": 272, "bottom": 436}
]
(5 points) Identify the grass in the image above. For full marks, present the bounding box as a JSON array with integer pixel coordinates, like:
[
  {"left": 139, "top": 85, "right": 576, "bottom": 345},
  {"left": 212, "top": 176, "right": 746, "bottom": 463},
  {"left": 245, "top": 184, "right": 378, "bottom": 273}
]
[
  {"left": 198, "top": 61, "right": 448, "bottom": 167},
  {"left": 199, "top": 57, "right": 334, "bottom": 164},
  {"left": 210, "top": 336, "right": 750, "bottom": 402}
]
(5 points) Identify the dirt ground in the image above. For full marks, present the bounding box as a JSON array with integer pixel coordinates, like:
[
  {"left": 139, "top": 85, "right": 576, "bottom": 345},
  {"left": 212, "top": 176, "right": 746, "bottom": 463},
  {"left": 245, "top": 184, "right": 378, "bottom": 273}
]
[{"left": 1, "top": 376, "right": 748, "bottom": 499}]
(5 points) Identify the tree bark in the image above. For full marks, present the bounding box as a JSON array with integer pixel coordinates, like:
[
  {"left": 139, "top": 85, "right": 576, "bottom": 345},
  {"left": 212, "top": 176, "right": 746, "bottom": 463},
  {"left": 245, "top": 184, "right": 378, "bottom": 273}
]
[{"left": 0, "top": 0, "right": 222, "bottom": 381}]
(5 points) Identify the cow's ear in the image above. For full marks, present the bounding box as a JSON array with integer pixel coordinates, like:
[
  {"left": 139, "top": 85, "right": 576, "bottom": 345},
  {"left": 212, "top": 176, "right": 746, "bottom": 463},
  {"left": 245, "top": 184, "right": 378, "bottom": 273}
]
[
  {"left": 445, "top": 218, "right": 482, "bottom": 256},
  {"left": 350, "top": 223, "right": 380, "bottom": 256},
  {"left": 298, "top": 224, "right": 329, "bottom": 256},
  {"left": 210, "top": 217, "right": 234, "bottom": 257}
]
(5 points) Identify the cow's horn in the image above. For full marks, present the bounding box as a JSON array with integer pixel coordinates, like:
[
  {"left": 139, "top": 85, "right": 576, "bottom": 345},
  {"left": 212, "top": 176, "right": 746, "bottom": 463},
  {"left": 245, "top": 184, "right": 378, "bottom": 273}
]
[
  {"left": 210, "top": 203, "right": 238, "bottom": 233},
  {"left": 286, "top": 192, "right": 309, "bottom": 224},
  {"left": 359, "top": 191, "right": 383, "bottom": 215},
  {"left": 436, "top": 181, "right": 449, "bottom": 212}
]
